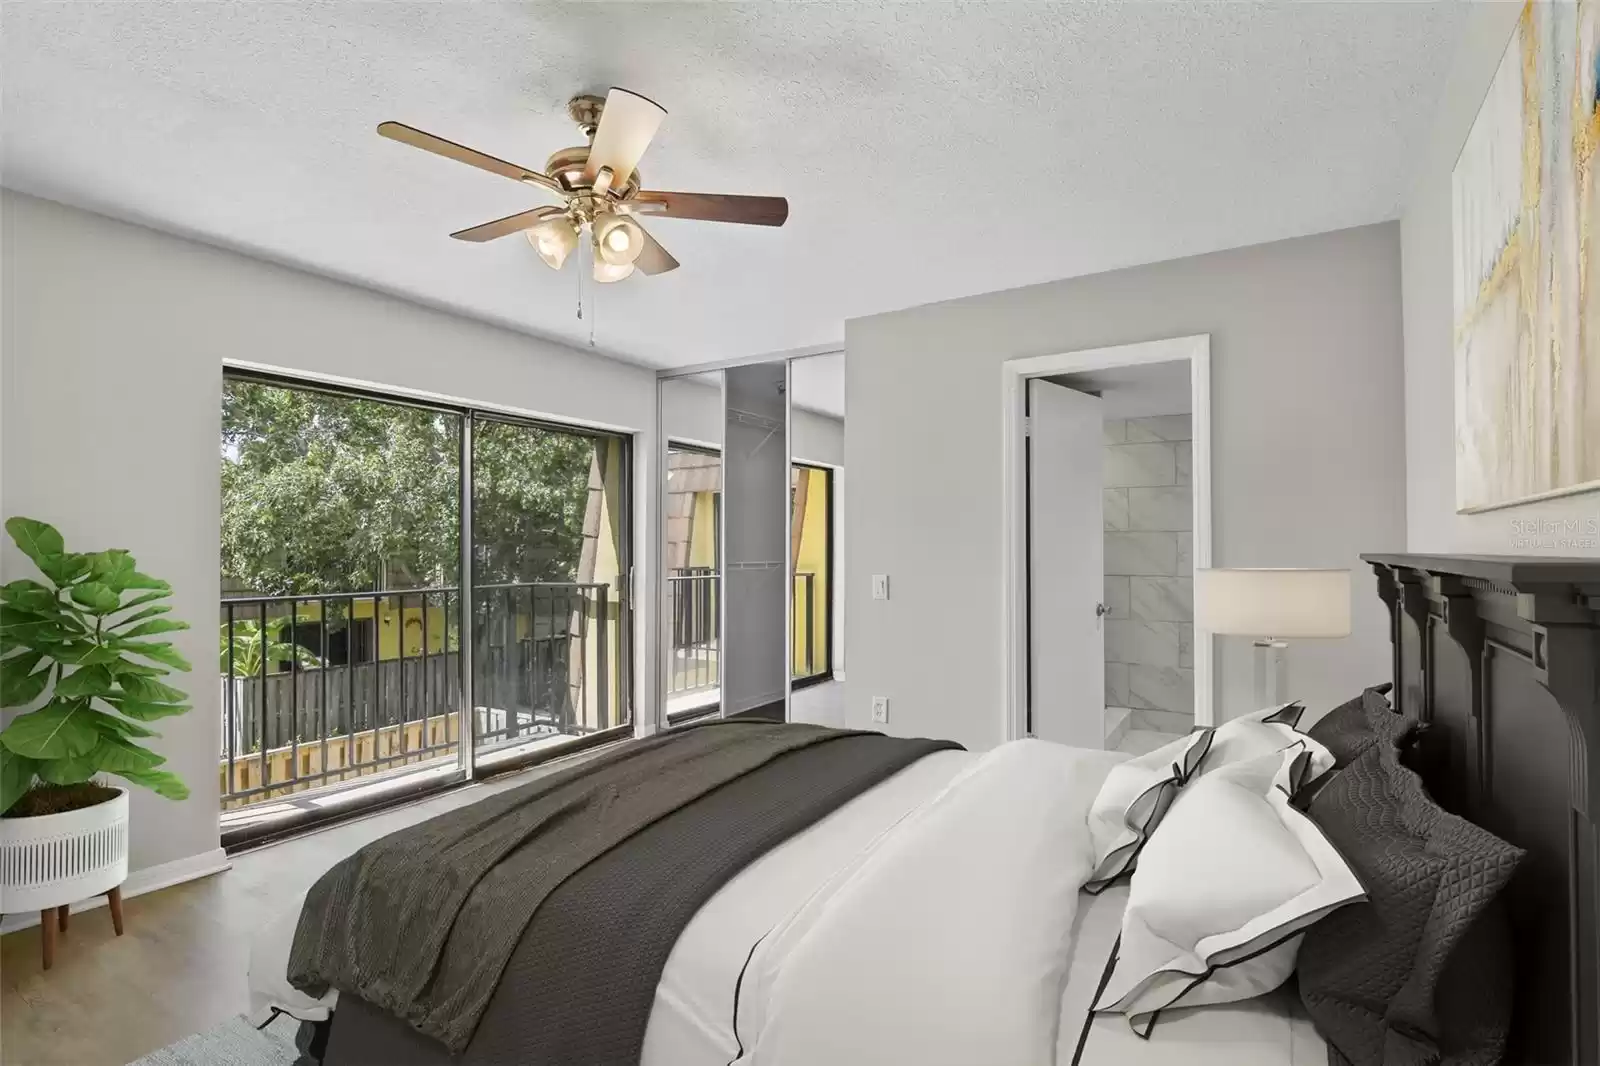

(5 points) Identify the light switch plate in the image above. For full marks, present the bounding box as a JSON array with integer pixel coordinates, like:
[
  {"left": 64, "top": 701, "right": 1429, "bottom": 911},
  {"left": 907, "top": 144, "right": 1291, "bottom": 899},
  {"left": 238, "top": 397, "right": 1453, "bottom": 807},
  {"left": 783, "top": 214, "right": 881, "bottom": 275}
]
[{"left": 872, "top": 574, "right": 890, "bottom": 600}]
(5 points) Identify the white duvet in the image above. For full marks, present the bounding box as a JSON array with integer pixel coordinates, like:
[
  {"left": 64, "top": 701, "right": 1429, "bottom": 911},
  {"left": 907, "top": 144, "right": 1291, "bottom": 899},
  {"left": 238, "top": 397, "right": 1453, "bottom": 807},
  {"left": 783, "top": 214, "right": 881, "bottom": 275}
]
[
  {"left": 731, "top": 739, "right": 1127, "bottom": 1066},
  {"left": 250, "top": 740, "right": 1217, "bottom": 1064}
]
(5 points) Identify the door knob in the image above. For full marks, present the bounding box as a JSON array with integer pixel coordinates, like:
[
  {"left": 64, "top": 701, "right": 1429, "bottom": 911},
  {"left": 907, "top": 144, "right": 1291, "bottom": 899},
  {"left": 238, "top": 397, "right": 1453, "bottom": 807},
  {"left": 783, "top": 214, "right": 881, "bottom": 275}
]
[{"left": 1095, "top": 603, "right": 1110, "bottom": 617}]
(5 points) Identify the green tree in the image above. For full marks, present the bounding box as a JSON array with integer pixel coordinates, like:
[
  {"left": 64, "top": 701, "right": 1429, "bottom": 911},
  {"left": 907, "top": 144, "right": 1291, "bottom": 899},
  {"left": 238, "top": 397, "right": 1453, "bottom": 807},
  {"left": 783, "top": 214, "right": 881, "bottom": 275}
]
[{"left": 221, "top": 381, "right": 597, "bottom": 595}]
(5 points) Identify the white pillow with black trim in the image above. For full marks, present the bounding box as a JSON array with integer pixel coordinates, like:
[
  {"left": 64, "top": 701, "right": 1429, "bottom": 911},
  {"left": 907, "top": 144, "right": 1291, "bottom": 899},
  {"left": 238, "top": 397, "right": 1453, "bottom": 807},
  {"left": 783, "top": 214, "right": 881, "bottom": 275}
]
[
  {"left": 1199, "top": 701, "right": 1336, "bottom": 786},
  {"left": 1091, "top": 748, "right": 1365, "bottom": 1028},
  {"left": 1084, "top": 729, "right": 1213, "bottom": 892}
]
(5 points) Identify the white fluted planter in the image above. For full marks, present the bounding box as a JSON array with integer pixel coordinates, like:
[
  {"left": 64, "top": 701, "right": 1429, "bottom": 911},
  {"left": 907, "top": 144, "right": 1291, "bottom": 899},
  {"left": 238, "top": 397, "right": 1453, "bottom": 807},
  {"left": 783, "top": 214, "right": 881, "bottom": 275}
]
[{"left": 0, "top": 787, "right": 129, "bottom": 913}]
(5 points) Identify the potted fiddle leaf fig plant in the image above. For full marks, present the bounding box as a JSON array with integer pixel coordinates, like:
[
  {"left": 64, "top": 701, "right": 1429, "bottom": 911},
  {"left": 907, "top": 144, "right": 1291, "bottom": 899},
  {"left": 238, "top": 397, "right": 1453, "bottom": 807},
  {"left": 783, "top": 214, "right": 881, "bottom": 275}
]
[{"left": 0, "top": 517, "right": 192, "bottom": 931}]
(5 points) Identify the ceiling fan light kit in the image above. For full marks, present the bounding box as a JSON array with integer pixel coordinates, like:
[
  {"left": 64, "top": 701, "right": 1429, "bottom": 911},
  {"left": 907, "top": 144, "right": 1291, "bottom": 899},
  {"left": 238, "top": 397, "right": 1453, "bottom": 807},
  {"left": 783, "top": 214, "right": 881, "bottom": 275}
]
[
  {"left": 528, "top": 212, "right": 580, "bottom": 270},
  {"left": 377, "top": 87, "right": 788, "bottom": 283}
]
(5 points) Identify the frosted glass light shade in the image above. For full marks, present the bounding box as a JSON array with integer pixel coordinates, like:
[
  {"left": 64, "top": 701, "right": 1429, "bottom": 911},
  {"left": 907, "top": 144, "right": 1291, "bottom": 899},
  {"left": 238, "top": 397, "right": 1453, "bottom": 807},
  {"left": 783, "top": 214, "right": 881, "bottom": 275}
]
[{"left": 1195, "top": 568, "right": 1351, "bottom": 639}]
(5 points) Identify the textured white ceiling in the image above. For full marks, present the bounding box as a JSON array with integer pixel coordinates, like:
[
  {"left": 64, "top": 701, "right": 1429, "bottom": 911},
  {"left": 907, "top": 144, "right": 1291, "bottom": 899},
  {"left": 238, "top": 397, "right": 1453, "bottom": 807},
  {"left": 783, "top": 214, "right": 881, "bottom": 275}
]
[{"left": 2, "top": 1, "right": 1466, "bottom": 387}]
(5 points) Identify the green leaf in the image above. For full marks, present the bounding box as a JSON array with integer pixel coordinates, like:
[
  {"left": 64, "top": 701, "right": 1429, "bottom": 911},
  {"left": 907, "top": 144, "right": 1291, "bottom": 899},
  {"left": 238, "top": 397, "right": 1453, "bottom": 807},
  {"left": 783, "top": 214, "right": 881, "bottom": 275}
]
[
  {"left": 117, "top": 618, "right": 189, "bottom": 638},
  {"left": 1, "top": 651, "right": 43, "bottom": 686},
  {"left": 115, "top": 674, "right": 188, "bottom": 704},
  {"left": 0, "top": 700, "right": 100, "bottom": 758},
  {"left": 5, "top": 517, "right": 64, "bottom": 569},
  {"left": 110, "top": 590, "right": 169, "bottom": 614},
  {"left": 89, "top": 710, "right": 158, "bottom": 740},
  {"left": 1, "top": 580, "right": 60, "bottom": 614},
  {"left": 113, "top": 572, "right": 169, "bottom": 593},
  {"left": 103, "top": 698, "right": 190, "bottom": 721},
  {"left": 1, "top": 604, "right": 55, "bottom": 630},
  {"left": 0, "top": 618, "right": 70, "bottom": 653},
  {"left": 51, "top": 642, "right": 121, "bottom": 665},
  {"left": 114, "top": 768, "right": 188, "bottom": 801},
  {"left": 105, "top": 658, "right": 168, "bottom": 677},
  {"left": 69, "top": 582, "right": 121, "bottom": 614},
  {"left": 37, "top": 553, "right": 91, "bottom": 588},
  {"left": 110, "top": 604, "right": 172, "bottom": 629},
  {"left": 86, "top": 550, "right": 134, "bottom": 581},
  {"left": 114, "top": 640, "right": 192, "bottom": 672},
  {"left": 1, "top": 654, "right": 50, "bottom": 708},
  {"left": 56, "top": 665, "right": 114, "bottom": 700},
  {"left": 36, "top": 754, "right": 100, "bottom": 786},
  {"left": 0, "top": 747, "right": 39, "bottom": 814},
  {"left": 88, "top": 734, "right": 165, "bottom": 772}
]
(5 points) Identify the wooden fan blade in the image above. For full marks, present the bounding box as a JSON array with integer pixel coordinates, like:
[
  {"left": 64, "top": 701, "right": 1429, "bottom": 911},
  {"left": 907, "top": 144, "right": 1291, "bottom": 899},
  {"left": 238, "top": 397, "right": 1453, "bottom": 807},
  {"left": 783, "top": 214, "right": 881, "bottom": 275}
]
[
  {"left": 631, "top": 191, "right": 788, "bottom": 227},
  {"left": 633, "top": 222, "right": 679, "bottom": 275},
  {"left": 582, "top": 88, "right": 665, "bottom": 187},
  {"left": 451, "top": 206, "right": 565, "bottom": 243},
  {"left": 378, "top": 121, "right": 562, "bottom": 193}
]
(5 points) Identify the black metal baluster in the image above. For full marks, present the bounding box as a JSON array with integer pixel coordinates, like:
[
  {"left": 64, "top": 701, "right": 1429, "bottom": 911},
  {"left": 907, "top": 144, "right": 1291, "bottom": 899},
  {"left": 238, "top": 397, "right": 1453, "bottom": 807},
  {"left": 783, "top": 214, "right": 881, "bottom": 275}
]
[
  {"left": 259, "top": 603, "right": 270, "bottom": 797},
  {"left": 805, "top": 575, "right": 815, "bottom": 677},
  {"left": 226, "top": 603, "right": 236, "bottom": 802},
  {"left": 421, "top": 591, "right": 431, "bottom": 758},
  {"left": 398, "top": 593, "right": 408, "bottom": 763},
  {"left": 570, "top": 588, "right": 583, "bottom": 735},
  {"left": 597, "top": 584, "right": 609, "bottom": 731},
  {"left": 370, "top": 596, "right": 382, "bottom": 768},
  {"left": 319, "top": 597, "right": 329, "bottom": 789},
  {"left": 289, "top": 604, "right": 300, "bottom": 788},
  {"left": 443, "top": 591, "right": 454, "bottom": 754},
  {"left": 347, "top": 599, "right": 357, "bottom": 782},
  {"left": 534, "top": 582, "right": 547, "bottom": 739}
]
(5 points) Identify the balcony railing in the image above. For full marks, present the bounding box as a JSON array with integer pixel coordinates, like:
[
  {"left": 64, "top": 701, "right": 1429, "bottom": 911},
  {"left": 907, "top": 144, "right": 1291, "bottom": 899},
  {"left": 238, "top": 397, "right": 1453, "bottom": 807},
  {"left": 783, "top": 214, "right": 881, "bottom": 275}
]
[
  {"left": 795, "top": 571, "right": 817, "bottom": 679},
  {"left": 665, "top": 568, "right": 823, "bottom": 705},
  {"left": 219, "top": 581, "right": 619, "bottom": 807},
  {"left": 667, "top": 568, "right": 718, "bottom": 696}
]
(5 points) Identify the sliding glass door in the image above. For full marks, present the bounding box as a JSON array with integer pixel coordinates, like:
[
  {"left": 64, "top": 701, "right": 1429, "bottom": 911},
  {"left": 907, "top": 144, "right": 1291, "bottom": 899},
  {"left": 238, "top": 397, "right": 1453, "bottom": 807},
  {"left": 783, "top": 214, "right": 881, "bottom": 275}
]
[
  {"left": 219, "top": 371, "right": 630, "bottom": 836},
  {"left": 470, "top": 416, "right": 630, "bottom": 769}
]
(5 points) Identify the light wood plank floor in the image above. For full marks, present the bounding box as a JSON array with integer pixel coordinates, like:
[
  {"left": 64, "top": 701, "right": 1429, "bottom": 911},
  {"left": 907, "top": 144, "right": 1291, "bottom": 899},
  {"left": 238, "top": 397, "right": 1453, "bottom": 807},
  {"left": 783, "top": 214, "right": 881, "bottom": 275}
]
[{"left": 0, "top": 753, "right": 584, "bottom": 1066}]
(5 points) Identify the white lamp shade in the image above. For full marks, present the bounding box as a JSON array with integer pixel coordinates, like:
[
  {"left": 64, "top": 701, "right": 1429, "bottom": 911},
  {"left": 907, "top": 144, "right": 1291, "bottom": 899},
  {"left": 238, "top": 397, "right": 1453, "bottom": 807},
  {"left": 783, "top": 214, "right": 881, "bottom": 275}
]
[{"left": 1195, "top": 568, "right": 1351, "bottom": 639}]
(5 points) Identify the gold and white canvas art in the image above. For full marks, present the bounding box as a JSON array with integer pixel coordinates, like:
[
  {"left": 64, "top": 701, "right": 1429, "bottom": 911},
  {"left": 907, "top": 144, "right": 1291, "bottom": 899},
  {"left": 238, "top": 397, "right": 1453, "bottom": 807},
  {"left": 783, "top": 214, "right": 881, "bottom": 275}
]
[{"left": 1453, "top": 1, "right": 1600, "bottom": 512}]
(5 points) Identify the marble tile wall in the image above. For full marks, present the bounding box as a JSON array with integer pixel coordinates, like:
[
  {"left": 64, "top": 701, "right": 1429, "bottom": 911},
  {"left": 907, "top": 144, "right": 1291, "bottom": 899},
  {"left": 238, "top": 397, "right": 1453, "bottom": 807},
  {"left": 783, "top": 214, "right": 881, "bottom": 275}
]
[{"left": 1103, "top": 416, "right": 1193, "bottom": 721}]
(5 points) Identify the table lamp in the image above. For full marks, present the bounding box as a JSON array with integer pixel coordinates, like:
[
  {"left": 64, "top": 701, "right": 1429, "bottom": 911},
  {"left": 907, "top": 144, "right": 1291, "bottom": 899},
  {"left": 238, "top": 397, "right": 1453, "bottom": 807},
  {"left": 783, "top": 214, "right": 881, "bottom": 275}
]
[{"left": 1195, "top": 568, "right": 1351, "bottom": 708}]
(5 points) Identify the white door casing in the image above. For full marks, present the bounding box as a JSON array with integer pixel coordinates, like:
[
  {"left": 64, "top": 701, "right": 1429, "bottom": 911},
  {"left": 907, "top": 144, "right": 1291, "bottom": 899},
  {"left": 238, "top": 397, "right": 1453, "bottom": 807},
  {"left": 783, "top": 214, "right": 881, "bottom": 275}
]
[
  {"left": 1000, "top": 334, "right": 1212, "bottom": 743},
  {"left": 1026, "top": 379, "right": 1105, "bottom": 748}
]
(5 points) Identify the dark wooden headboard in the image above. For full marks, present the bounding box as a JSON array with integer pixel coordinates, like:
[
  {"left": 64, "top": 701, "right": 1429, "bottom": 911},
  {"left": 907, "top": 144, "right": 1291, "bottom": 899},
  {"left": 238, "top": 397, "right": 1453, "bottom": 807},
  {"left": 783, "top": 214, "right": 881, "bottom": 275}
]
[{"left": 1363, "top": 554, "right": 1599, "bottom": 1066}]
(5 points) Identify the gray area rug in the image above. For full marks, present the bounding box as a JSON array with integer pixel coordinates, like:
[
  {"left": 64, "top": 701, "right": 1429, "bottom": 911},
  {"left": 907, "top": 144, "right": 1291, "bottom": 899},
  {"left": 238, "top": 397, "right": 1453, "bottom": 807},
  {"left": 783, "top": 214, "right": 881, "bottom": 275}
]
[{"left": 125, "top": 1014, "right": 299, "bottom": 1066}]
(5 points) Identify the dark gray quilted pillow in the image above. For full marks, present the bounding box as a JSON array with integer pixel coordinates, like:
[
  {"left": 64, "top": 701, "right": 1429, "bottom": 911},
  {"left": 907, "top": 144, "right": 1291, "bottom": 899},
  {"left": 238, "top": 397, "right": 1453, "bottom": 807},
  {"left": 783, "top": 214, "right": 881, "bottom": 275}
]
[
  {"left": 1307, "top": 684, "right": 1417, "bottom": 769},
  {"left": 1298, "top": 740, "right": 1523, "bottom": 1066}
]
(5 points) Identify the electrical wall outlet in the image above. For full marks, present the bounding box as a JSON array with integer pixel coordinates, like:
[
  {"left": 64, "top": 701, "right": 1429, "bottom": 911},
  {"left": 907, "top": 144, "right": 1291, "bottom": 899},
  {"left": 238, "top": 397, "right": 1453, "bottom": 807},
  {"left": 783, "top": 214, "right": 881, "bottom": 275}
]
[
  {"left": 872, "top": 574, "right": 890, "bottom": 600},
  {"left": 871, "top": 696, "right": 889, "bottom": 724}
]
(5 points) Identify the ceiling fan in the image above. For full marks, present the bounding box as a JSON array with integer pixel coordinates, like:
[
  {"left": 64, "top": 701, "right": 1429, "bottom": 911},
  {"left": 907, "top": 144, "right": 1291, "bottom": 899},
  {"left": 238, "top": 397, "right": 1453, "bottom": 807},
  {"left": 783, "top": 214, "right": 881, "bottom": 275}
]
[{"left": 378, "top": 88, "right": 788, "bottom": 283}]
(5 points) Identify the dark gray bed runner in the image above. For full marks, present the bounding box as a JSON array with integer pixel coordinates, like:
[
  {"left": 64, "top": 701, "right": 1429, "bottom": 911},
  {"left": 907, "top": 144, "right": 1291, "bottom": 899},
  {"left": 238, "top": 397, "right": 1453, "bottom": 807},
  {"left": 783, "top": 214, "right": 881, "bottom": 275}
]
[{"left": 291, "top": 719, "right": 956, "bottom": 1055}]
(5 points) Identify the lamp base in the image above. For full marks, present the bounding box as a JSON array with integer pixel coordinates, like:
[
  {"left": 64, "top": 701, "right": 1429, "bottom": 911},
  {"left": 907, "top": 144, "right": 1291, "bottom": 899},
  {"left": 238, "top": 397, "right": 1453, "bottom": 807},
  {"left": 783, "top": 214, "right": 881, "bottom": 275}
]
[{"left": 1252, "top": 639, "right": 1288, "bottom": 708}]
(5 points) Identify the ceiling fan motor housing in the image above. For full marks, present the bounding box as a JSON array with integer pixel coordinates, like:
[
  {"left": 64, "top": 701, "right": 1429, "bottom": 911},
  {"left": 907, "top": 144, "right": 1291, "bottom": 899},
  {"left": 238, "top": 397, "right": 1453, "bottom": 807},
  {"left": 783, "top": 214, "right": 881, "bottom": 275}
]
[{"left": 545, "top": 145, "right": 642, "bottom": 199}]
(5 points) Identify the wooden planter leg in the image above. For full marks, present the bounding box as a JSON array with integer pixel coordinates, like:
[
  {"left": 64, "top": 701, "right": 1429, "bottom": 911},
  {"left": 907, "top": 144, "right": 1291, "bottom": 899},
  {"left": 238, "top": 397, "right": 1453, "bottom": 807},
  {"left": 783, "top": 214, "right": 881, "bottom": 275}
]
[
  {"left": 106, "top": 886, "right": 124, "bottom": 936},
  {"left": 57, "top": 905, "right": 68, "bottom": 932},
  {"left": 40, "top": 911, "right": 54, "bottom": 970}
]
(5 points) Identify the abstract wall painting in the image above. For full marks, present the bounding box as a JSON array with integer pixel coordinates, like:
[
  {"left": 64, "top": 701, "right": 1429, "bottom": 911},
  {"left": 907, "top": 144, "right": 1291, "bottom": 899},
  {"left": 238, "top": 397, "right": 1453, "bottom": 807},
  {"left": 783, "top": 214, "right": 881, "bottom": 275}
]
[{"left": 1453, "top": 1, "right": 1600, "bottom": 512}]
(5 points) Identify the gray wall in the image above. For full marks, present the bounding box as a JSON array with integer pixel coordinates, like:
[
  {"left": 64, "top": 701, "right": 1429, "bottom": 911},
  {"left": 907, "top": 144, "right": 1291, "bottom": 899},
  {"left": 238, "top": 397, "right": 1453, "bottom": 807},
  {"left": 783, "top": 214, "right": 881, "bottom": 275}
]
[
  {"left": 1103, "top": 416, "right": 1194, "bottom": 726},
  {"left": 1401, "top": 3, "right": 1600, "bottom": 555},
  {"left": 844, "top": 223, "right": 1406, "bottom": 752},
  {"left": 1, "top": 191, "right": 662, "bottom": 876}
]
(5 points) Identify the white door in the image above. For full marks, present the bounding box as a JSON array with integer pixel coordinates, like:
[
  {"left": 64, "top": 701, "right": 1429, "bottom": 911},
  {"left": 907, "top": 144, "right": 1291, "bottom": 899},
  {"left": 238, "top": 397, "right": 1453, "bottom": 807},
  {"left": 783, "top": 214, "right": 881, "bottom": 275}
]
[{"left": 1027, "top": 379, "right": 1105, "bottom": 747}]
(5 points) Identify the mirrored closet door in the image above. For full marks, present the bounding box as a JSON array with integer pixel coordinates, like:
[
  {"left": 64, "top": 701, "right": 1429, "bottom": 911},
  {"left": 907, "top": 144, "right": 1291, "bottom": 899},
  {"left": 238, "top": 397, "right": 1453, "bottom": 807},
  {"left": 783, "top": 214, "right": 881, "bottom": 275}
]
[{"left": 656, "top": 360, "right": 792, "bottom": 727}]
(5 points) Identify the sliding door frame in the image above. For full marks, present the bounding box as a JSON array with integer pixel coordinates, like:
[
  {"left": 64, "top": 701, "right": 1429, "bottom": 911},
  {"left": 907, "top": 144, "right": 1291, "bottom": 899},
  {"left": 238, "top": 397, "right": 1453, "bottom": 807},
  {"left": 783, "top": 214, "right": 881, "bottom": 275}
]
[{"left": 219, "top": 367, "right": 635, "bottom": 814}]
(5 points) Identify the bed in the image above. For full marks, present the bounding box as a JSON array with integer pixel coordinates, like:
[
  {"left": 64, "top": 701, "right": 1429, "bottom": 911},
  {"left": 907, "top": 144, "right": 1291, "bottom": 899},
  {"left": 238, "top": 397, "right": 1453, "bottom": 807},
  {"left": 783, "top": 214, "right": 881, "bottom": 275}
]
[{"left": 249, "top": 553, "right": 1600, "bottom": 1066}]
